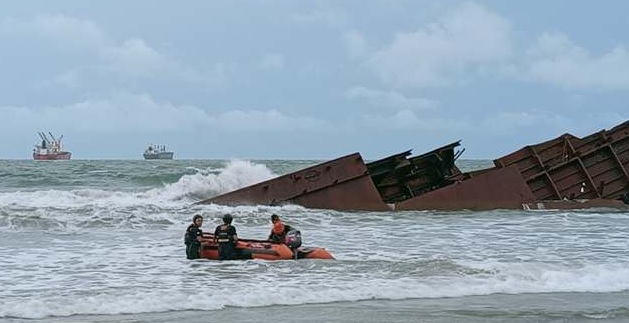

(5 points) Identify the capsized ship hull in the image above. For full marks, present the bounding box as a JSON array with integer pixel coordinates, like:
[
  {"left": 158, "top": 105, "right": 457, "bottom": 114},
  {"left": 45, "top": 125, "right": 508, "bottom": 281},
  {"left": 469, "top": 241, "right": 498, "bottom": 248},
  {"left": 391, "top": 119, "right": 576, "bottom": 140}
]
[{"left": 196, "top": 121, "right": 629, "bottom": 211}]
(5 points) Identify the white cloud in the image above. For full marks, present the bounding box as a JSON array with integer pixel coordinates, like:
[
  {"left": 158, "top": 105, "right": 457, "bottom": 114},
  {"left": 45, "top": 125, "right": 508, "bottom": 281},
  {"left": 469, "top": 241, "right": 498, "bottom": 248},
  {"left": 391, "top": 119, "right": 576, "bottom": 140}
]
[
  {"left": 1, "top": 93, "right": 207, "bottom": 134},
  {"left": 215, "top": 109, "right": 332, "bottom": 133},
  {"left": 480, "top": 111, "right": 571, "bottom": 132},
  {"left": 1, "top": 93, "right": 334, "bottom": 136},
  {"left": 477, "top": 110, "right": 625, "bottom": 139},
  {"left": 1, "top": 2, "right": 626, "bottom": 160},
  {"left": 36, "top": 15, "right": 108, "bottom": 49},
  {"left": 360, "top": 109, "right": 472, "bottom": 131},
  {"left": 51, "top": 70, "right": 81, "bottom": 89},
  {"left": 346, "top": 86, "right": 437, "bottom": 112},
  {"left": 289, "top": 9, "right": 348, "bottom": 28},
  {"left": 0, "top": 15, "right": 228, "bottom": 89},
  {"left": 473, "top": 110, "right": 629, "bottom": 154},
  {"left": 259, "top": 53, "right": 285, "bottom": 70},
  {"left": 523, "top": 32, "right": 629, "bottom": 90},
  {"left": 0, "top": 15, "right": 111, "bottom": 52},
  {"left": 344, "top": 30, "right": 367, "bottom": 59},
  {"left": 100, "top": 39, "right": 169, "bottom": 76},
  {"left": 363, "top": 2, "right": 512, "bottom": 88}
]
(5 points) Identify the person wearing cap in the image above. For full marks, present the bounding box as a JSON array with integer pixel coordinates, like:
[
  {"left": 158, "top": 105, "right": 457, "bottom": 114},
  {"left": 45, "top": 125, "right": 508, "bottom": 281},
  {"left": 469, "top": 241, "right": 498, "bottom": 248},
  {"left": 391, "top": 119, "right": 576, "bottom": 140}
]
[
  {"left": 268, "top": 214, "right": 293, "bottom": 243},
  {"left": 214, "top": 214, "right": 238, "bottom": 260},
  {"left": 184, "top": 214, "right": 204, "bottom": 259}
]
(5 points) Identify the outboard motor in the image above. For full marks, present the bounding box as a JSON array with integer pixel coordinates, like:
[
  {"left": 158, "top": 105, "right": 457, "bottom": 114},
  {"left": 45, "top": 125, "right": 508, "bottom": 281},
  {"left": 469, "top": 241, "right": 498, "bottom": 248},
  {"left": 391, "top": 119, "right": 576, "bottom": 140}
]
[{"left": 285, "top": 230, "right": 302, "bottom": 249}]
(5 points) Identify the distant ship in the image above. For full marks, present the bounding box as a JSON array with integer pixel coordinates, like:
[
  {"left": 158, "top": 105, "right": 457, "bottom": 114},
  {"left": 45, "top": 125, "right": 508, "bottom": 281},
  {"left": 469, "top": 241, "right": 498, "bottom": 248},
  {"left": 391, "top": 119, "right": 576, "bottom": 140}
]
[
  {"left": 143, "top": 144, "right": 174, "bottom": 160},
  {"left": 33, "top": 132, "right": 72, "bottom": 160}
]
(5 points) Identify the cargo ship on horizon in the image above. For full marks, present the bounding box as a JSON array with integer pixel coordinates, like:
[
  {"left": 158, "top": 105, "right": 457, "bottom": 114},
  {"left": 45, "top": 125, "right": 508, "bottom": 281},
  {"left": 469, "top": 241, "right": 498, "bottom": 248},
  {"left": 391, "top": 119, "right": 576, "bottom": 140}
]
[
  {"left": 33, "top": 132, "right": 71, "bottom": 160},
  {"left": 143, "top": 144, "right": 174, "bottom": 160}
]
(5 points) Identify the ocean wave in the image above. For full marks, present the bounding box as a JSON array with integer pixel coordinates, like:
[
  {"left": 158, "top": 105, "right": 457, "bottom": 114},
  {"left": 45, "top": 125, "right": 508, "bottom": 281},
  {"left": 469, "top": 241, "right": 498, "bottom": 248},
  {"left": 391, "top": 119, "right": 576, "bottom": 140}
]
[
  {"left": 0, "top": 159, "right": 277, "bottom": 210},
  {"left": 3, "top": 262, "right": 629, "bottom": 319}
]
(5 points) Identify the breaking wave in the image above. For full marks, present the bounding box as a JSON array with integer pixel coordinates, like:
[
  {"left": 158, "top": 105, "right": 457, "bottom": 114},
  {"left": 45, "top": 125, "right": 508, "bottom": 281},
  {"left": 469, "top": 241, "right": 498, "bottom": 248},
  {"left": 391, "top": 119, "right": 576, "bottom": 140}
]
[{"left": 0, "top": 159, "right": 276, "bottom": 208}]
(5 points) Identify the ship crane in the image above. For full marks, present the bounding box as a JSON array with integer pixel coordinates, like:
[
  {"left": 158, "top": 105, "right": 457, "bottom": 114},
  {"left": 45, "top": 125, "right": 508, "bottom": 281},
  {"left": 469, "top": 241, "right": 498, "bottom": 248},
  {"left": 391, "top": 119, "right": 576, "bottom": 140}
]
[
  {"left": 48, "top": 132, "right": 60, "bottom": 144},
  {"left": 48, "top": 132, "right": 58, "bottom": 148},
  {"left": 46, "top": 132, "right": 63, "bottom": 151},
  {"left": 38, "top": 132, "right": 51, "bottom": 149}
]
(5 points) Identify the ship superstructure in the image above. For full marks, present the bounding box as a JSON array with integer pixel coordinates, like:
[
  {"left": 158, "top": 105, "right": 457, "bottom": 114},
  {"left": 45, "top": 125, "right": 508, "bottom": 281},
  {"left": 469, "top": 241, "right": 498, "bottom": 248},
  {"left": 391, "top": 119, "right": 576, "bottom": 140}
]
[{"left": 33, "top": 132, "right": 71, "bottom": 160}]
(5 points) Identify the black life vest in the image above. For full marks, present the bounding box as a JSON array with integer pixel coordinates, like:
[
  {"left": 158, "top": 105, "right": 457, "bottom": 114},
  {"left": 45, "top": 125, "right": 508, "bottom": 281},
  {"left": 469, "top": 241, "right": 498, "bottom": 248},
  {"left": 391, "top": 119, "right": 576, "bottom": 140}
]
[
  {"left": 216, "top": 225, "right": 235, "bottom": 244},
  {"left": 185, "top": 224, "right": 201, "bottom": 245}
]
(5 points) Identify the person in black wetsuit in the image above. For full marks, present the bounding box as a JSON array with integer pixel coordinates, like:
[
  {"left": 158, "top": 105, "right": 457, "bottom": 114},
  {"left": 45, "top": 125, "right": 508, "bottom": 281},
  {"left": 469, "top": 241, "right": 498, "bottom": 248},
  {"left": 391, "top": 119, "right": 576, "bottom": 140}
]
[
  {"left": 184, "top": 214, "right": 204, "bottom": 259},
  {"left": 214, "top": 214, "right": 238, "bottom": 260}
]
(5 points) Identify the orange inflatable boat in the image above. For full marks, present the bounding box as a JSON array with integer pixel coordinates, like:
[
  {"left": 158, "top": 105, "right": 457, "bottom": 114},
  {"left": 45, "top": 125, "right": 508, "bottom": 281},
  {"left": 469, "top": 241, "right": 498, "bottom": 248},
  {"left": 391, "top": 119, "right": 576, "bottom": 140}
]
[{"left": 199, "top": 233, "right": 334, "bottom": 260}]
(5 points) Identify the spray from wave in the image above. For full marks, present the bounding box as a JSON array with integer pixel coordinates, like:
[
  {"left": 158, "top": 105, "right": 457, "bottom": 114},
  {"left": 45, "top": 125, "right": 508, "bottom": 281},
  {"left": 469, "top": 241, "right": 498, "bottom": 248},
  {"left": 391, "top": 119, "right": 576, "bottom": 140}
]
[
  {"left": 162, "top": 159, "right": 276, "bottom": 202},
  {"left": 0, "top": 159, "right": 275, "bottom": 209},
  {"left": 0, "top": 160, "right": 277, "bottom": 230}
]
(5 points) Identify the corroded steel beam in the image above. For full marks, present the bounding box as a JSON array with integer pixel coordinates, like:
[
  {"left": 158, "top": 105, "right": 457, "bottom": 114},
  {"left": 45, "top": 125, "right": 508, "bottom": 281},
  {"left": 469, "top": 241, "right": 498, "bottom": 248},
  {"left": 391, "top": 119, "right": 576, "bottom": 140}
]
[
  {"left": 494, "top": 120, "right": 629, "bottom": 202},
  {"left": 395, "top": 165, "right": 536, "bottom": 211},
  {"left": 195, "top": 153, "right": 390, "bottom": 211}
]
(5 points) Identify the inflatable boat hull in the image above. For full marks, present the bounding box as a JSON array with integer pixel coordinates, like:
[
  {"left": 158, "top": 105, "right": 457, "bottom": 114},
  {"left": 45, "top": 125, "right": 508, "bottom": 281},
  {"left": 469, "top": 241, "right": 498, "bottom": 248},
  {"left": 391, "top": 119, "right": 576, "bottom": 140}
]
[{"left": 199, "top": 234, "right": 334, "bottom": 260}]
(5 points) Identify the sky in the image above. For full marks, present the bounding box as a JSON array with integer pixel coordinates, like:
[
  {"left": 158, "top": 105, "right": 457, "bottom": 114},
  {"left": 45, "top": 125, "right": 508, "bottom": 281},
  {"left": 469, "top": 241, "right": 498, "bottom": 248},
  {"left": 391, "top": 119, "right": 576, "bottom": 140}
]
[{"left": 1, "top": 1, "right": 628, "bottom": 160}]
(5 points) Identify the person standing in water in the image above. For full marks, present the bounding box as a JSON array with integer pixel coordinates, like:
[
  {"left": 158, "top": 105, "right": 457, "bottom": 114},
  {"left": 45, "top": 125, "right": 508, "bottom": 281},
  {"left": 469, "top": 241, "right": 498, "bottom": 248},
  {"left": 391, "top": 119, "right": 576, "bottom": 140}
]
[
  {"left": 184, "top": 214, "right": 204, "bottom": 259},
  {"left": 214, "top": 214, "right": 238, "bottom": 260}
]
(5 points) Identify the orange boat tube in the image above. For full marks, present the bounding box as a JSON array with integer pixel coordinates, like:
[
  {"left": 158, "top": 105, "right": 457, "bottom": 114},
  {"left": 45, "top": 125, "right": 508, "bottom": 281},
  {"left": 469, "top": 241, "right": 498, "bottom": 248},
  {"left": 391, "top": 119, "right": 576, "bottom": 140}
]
[{"left": 200, "top": 234, "right": 334, "bottom": 260}]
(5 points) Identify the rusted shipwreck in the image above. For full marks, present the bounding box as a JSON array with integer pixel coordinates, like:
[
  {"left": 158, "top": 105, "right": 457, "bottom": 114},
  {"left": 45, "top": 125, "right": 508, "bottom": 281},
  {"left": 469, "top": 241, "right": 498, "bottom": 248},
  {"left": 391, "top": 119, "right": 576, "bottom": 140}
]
[{"left": 197, "top": 121, "right": 629, "bottom": 211}]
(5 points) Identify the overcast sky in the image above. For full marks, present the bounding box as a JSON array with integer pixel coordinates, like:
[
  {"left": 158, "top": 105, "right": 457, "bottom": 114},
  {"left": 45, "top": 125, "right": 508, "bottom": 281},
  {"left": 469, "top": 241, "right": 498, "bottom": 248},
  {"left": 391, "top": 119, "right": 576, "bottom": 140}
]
[{"left": 1, "top": 1, "right": 627, "bottom": 160}]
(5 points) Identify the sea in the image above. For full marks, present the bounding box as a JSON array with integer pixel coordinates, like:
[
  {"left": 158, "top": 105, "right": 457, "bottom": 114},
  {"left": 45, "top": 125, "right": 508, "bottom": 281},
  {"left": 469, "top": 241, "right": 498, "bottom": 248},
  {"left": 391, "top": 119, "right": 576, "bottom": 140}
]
[{"left": 1, "top": 159, "right": 629, "bottom": 323}]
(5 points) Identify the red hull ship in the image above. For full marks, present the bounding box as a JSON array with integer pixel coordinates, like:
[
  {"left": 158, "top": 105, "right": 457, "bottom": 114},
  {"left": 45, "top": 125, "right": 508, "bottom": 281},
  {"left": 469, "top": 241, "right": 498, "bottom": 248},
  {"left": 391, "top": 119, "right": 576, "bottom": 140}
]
[{"left": 33, "top": 132, "right": 72, "bottom": 160}]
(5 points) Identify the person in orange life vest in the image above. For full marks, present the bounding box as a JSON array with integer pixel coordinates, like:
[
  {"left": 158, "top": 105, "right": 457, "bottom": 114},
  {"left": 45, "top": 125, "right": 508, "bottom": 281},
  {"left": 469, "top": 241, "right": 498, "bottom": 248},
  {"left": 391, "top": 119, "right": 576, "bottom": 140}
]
[
  {"left": 184, "top": 214, "right": 204, "bottom": 259},
  {"left": 214, "top": 214, "right": 238, "bottom": 260},
  {"left": 268, "top": 214, "right": 292, "bottom": 243}
]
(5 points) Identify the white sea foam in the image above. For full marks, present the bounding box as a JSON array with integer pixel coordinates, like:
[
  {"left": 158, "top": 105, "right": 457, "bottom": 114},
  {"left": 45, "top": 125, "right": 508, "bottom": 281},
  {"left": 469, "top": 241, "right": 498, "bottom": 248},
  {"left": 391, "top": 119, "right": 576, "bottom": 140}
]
[
  {"left": 2, "top": 261, "right": 629, "bottom": 319},
  {"left": 2, "top": 160, "right": 629, "bottom": 320},
  {"left": 156, "top": 159, "right": 276, "bottom": 201},
  {"left": 0, "top": 159, "right": 276, "bottom": 209}
]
